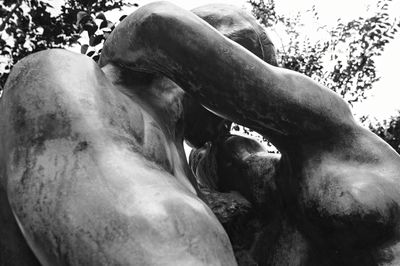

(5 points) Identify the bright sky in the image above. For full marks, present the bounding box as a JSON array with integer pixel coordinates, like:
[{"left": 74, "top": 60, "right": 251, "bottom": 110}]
[{"left": 129, "top": 0, "right": 400, "bottom": 122}]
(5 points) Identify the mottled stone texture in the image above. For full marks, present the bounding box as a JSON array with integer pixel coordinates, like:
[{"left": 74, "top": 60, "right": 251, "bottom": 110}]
[{"left": 2, "top": 2, "right": 400, "bottom": 266}]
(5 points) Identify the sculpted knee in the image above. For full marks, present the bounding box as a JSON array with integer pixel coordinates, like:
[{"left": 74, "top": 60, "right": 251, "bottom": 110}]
[
  {"left": 301, "top": 169, "right": 400, "bottom": 252},
  {"left": 0, "top": 49, "right": 110, "bottom": 176},
  {"left": 2, "top": 50, "right": 94, "bottom": 137},
  {"left": 3, "top": 49, "right": 98, "bottom": 107}
]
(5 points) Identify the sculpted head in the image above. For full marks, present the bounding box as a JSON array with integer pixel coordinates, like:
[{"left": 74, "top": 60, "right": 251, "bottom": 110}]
[
  {"left": 183, "top": 4, "right": 278, "bottom": 148},
  {"left": 192, "top": 4, "right": 278, "bottom": 66}
]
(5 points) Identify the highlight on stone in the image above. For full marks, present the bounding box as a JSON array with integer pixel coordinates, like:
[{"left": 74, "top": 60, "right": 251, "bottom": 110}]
[{"left": 1, "top": 2, "right": 400, "bottom": 265}]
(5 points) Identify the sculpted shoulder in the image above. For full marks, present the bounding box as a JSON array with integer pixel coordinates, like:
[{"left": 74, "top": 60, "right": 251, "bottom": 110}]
[{"left": 295, "top": 126, "right": 400, "bottom": 262}]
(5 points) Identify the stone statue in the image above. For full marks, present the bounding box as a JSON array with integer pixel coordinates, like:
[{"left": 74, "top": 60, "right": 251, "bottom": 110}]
[{"left": 1, "top": 2, "right": 400, "bottom": 265}]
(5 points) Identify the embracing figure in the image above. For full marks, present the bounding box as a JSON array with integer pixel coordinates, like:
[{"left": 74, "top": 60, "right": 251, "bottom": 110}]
[{"left": 1, "top": 2, "right": 400, "bottom": 265}]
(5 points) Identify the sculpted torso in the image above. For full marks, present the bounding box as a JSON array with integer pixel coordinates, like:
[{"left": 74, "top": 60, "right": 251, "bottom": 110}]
[{"left": 1, "top": 2, "right": 400, "bottom": 266}]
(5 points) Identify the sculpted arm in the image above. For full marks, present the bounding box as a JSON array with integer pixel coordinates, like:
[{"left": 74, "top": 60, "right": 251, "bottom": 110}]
[{"left": 99, "top": 1, "right": 355, "bottom": 146}]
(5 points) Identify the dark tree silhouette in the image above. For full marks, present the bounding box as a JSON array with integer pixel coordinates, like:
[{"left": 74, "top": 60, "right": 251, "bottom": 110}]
[
  {"left": 370, "top": 112, "right": 400, "bottom": 154},
  {"left": 0, "top": 0, "right": 138, "bottom": 92}
]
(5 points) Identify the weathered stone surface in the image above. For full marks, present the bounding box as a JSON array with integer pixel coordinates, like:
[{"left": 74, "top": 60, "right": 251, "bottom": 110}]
[
  {"left": 2, "top": 2, "right": 400, "bottom": 265},
  {"left": 1, "top": 50, "right": 236, "bottom": 265},
  {"left": 192, "top": 4, "right": 278, "bottom": 66}
]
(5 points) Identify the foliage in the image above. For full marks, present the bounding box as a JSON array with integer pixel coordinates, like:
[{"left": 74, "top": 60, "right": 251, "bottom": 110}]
[
  {"left": 249, "top": 0, "right": 399, "bottom": 104},
  {"left": 0, "top": 0, "right": 137, "bottom": 91},
  {"left": 369, "top": 113, "right": 400, "bottom": 154}
]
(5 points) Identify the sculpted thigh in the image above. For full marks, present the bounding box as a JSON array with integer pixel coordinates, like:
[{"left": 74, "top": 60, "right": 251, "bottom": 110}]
[
  {"left": 0, "top": 182, "right": 40, "bottom": 265},
  {"left": 0, "top": 50, "right": 235, "bottom": 265}
]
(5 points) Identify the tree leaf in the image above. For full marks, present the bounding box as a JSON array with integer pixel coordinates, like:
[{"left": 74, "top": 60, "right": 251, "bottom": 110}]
[
  {"left": 76, "top": 11, "right": 89, "bottom": 26},
  {"left": 89, "top": 34, "right": 103, "bottom": 46},
  {"left": 81, "top": 44, "right": 89, "bottom": 54},
  {"left": 99, "top": 19, "right": 108, "bottom": 29},
  {"left": 96, "top": 12, "right": 106, "bottom": 20},
  {"left": 83, "top": 22, "right": 98, "bottom": 36}
]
